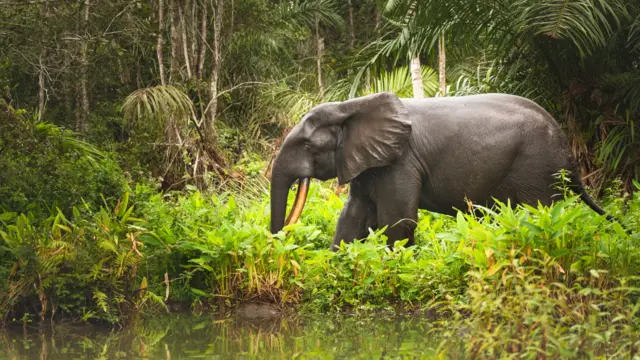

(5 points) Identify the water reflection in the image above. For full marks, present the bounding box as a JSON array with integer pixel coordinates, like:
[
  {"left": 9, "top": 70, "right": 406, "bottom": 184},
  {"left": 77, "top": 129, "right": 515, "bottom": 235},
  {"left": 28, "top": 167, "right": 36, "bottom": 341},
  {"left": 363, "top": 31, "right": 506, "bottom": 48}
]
[{"left": 0, "top": 312, "right": 445, "bottom": 359}]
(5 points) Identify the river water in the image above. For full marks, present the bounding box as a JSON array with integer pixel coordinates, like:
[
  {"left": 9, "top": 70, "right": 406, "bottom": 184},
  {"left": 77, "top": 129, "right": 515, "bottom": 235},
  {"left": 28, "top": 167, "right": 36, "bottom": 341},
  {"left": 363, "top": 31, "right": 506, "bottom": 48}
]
[{"left": 0, "top": 312, "right": 447, "bottom": 359}]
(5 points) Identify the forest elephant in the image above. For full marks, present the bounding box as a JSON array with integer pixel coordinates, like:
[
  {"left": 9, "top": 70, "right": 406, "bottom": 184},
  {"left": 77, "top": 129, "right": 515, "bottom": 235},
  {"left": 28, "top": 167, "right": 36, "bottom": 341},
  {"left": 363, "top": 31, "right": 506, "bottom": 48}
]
[{"left": 269, "top": 91, "right": 620, "bottom": 250}]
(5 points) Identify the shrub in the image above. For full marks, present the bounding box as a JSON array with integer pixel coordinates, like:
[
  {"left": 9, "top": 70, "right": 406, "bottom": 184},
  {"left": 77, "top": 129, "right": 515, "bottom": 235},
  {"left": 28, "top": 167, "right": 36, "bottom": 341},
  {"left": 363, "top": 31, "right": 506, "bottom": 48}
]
[
  {"left": 0, "top": 194, "right": 166, "bottom": 325},
  {"left": 0, "top": 101, "right": 127, "bottom": 218}
]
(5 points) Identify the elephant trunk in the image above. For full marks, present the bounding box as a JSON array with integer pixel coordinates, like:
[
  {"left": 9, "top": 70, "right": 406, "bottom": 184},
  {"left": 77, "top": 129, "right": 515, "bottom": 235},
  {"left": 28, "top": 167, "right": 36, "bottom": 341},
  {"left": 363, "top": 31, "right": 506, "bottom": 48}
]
[{"left": 270, "top": 172, "right": 310, "bottom": 234}]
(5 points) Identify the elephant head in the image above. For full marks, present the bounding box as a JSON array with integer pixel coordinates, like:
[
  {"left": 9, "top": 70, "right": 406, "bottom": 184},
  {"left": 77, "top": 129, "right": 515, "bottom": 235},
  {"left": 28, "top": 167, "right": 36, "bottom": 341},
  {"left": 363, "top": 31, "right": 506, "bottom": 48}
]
[{"left": 270, "top": 91, "right": 412, "bottom": 234}]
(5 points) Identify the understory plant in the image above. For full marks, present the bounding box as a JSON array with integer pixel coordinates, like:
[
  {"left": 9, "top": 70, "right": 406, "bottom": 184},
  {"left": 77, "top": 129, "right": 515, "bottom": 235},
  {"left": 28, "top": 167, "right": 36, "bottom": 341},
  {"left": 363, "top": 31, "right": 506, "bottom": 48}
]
[
  {"left": 1, "top": 174, "right": 639, "bottom": 344},
  {"left": 0, "top": 192, "right": 170, "bottom": 325}
]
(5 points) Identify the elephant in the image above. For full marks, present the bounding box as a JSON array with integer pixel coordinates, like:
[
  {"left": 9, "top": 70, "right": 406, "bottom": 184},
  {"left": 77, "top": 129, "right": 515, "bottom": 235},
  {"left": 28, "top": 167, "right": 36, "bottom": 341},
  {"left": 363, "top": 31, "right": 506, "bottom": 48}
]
[{"left": 269, "top": 91, "right": 621, "bottom": 250}]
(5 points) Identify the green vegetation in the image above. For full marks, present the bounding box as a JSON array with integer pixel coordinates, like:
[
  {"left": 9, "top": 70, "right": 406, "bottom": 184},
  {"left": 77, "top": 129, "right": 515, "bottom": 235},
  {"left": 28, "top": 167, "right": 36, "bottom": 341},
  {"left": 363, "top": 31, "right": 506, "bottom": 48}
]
[
  {"left": 2, "top": 0, "right": 640, "bottom": 357},
  {"left": 0, "top": 101, "right": 126, "bottom": 218},
  {"left": 3, "top": 119, "right": 640, "bottom": 357}
]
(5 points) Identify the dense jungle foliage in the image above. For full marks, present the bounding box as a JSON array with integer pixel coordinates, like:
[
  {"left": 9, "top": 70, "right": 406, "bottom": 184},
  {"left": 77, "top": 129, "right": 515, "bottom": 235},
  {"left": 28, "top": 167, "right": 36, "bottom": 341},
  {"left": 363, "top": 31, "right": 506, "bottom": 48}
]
[{"left": 1, "top": 0, "right": 640, "bottom": 357}]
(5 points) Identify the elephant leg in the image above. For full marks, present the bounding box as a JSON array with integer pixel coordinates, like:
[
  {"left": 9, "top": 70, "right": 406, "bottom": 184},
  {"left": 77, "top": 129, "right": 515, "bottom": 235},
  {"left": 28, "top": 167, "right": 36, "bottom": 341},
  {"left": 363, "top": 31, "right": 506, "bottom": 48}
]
[
  {"left": 331, "top": 184, "right": 377, "bottom": 251},
  {"left": 375, "top": 176, "right": 421, "bottom": 248}
]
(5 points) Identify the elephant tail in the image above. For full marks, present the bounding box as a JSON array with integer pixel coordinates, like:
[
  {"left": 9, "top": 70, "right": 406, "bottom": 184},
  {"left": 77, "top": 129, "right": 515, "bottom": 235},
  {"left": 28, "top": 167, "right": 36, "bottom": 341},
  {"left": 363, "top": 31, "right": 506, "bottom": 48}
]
[{"left": 569, "top": 171, "right": 631, "bottom": 235}]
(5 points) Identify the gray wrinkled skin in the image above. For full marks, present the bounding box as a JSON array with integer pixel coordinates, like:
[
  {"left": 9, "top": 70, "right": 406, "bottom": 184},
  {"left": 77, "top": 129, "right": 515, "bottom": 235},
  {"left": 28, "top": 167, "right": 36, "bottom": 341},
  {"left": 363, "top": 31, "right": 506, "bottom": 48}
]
[{"left": 270, "top": 92, "right": 615, "bottom": 251}]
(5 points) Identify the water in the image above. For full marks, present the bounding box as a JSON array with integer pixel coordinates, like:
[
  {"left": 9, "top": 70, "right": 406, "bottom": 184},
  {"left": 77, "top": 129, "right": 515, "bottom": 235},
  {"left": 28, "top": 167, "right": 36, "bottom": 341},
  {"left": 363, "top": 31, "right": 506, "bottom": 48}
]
[{"left": 0, "top": 312, "right": 446, "bottom": 359}]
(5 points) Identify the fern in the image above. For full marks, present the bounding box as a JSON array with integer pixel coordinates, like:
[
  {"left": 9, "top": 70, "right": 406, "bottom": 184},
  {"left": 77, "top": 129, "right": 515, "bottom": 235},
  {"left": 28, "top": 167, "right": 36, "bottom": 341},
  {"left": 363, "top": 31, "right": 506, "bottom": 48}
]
[
  {"left": 142, "top": 291, "right": 169, "bottom": 313},
  {"left": 98, "top": 238, "right": 118, "bottom": 254},
  {"left": 93, "top": 290, "right": 110, "bottom": 313}
]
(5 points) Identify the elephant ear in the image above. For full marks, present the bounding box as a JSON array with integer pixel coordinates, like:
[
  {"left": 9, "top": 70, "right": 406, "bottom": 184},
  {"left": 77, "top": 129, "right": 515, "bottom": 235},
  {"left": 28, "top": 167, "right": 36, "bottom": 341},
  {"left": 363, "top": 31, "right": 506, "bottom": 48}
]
[{"left": 335, "top": 91, "right": 412, "bottom": 184}]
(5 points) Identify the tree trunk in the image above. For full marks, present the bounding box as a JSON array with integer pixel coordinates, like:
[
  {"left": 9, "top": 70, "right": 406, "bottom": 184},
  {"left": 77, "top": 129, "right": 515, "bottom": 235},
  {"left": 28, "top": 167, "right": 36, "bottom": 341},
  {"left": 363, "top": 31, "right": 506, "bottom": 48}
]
[
  {"left": 411, "top": 55, "right": 423, "bottom": 98},
  {"left": 197, "top": 0, "right": 207, "bottom": 78},
  {"left": 37, "top": 4, "right": 47, "bottom": 121},
  {"left": 315, "top": 17, "right": 324, "bottom": 94},
  {"left": 438, "top": 33, "right": 446, "bottom": 95},
  {"left": 169, "top": 0, "right": 180, "bottom": 83},
  {"left": 178, "top": 2, "right": 192, "bottom": 79},
  {"left": 156, "top": 0, "right": 166, "bottom": 85},
  {"left": 374, "top": 6, "right": 382, "bottom": 33},
  {"left": 348, "top": 0, "right": 355, "bottom": 49},
  {"left": 190, "top": 0, "right": 198, "bottom": 72},
  {"left": 208, "top": 0, "right": 222, "bottom": 134},
  {"left": 199, "top": 0, "right": 228, "bottom": 173},
  {"left": 76, "top": 0, "right": 90, "bottom": 133},
  {"left": 196, "top": 0, "right": 208, "bottom": 116},
  {"left": 38, "top": 53, "right": 46, "bottom": 121},
  {"left": 406, "top": 7, "right": 423, "bottom": 99}
]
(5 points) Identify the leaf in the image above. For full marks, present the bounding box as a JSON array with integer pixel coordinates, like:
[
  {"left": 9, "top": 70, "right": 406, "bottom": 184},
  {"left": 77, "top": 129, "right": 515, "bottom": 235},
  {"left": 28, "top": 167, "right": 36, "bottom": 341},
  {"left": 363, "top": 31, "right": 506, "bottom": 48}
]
[
  {"left": 119, "top": 206, "right": 135, "bottom": 225},
  {"left": 486, "top": 260, "right": 509, "bottom": 276},
  {"left": 55, "top": 224, "right": 72, "bottom": 233},
  {"left": 398, "top": 273, "right": 416, "bottom": 282},
  {"left": 139, "top": 277, "right": 148, "bottom": 299},
  {"left": 522, "top": 221, "right": 543, "bottom": 234},
  {"left": 570, "top": 260, "right": 582, "bottom": 272},
  {"left": 192, "top": 322, "right": 207, "bottom": 331},
  {"left": 190, "top": 288, "right": 208, "bottom": 297},
  {"left": 485, "top": 247, "right": 494, "bottom": 261},
  {"left": 456, "top": 212, "right": 468, "bottom": 237},
  {"left": 0, "top": 212, "right": 17, "bottom": 222},
  {"left": 590, "top": 269, "right": 600, "bottom": 278},
  {"left": 290, "top": 259, "right": 301, "bottom": 270},
  {"left": 394, "top": 238, "right": 409, "bottom": 249},
  {"left": 117, "top": 192, "right": 130, "bottom": 218}
]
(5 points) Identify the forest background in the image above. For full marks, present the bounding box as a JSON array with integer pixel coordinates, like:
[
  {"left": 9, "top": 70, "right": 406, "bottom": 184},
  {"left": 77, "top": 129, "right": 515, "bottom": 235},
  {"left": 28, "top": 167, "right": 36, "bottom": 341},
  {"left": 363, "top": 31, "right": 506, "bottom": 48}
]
[{"left": 1, "top": 0, "right": 640, "bottom": 355}]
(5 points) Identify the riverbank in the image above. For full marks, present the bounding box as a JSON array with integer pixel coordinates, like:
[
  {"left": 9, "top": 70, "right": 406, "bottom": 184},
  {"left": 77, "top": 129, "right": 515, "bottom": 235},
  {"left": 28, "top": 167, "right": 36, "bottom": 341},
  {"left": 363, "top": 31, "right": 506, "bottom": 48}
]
[{"left": 2, "top": 178, "right": 640, "bottom": 357}]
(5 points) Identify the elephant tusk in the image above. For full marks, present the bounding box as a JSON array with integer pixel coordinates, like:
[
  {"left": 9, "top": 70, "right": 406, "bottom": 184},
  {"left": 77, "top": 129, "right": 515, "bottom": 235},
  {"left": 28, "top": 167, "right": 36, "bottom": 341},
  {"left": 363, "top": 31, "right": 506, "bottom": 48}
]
[{"left": 284, "top": 177, "right": 310, "bottom": 226}]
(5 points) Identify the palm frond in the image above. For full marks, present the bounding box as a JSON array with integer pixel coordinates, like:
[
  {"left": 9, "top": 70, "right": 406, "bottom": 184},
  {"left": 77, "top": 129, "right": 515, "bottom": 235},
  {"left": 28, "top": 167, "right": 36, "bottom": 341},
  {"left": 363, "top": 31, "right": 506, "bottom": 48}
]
[
  {"left": 600, "top": 71, "right": 640, "bottom": 115},
  {"left": 278, "top": 0, "right": 345, "bottom": 31},
  {"left": 514, "top": 0, "right": 629, "bottom": 56},
  {"left": 122, "top": 85, "right": 195, "bottom": 126},
  {"left": 595, "top": 119, "right": 636, "bottom": 174},
  {"left": 258, "top": 81, "right": 322, "bottom": 127},
  {"left": 628, "top": 14, "right": 640, "bottom": 52},
  {"left": 33, "top": 122, "right": 105, "bottom": 160},
  {"left": 323, "top": 77, "right": 355, "bottom": 102},
  {"left": 382, "top": 0, "right": 629, "bottom": 62},
  {"left": 359, "top": 66, "right": 439, "bottom": 98}
]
